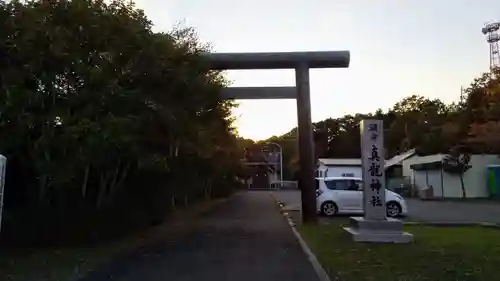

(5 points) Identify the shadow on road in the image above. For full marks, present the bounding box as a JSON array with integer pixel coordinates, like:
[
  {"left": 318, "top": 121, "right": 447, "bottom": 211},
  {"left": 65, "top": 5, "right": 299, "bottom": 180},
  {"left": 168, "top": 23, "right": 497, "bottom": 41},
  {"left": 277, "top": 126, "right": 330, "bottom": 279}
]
[{"left": 79, "top": 191, "right": 319, "bottom": 281}]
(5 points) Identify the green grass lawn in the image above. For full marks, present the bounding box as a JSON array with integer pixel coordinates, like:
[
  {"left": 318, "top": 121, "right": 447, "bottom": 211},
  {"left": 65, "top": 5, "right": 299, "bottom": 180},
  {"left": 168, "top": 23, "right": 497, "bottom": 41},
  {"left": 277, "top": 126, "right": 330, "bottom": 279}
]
[{"left": 299, "top": 218, "right": 500, "bottom": 281}]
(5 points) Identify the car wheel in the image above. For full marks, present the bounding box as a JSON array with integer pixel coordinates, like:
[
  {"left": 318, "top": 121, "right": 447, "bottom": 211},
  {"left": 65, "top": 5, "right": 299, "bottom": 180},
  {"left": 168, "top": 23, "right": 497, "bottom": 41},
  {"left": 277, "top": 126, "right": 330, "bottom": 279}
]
[
  {"left": 386, "top": 202, "right": 401, "bottom": 218},
  {"left": 321, "top": 201, "right": 338, "bottom": 216}
]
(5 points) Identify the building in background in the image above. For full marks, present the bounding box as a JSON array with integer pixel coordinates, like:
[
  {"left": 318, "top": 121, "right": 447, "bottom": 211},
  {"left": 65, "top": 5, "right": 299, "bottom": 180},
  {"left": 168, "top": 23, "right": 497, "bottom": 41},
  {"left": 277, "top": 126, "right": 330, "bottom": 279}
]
[
  {"left": 385, "top": 149, "right": 417, "bottom": 192},
  {"left": 316, "top": 158, "right": 362, "bottom": 178},
  {"left": 386, "top": 149, "right": 500, "bottom": 199},
  {"left": 242, "top": 144, "right": 279, "bottom": 189}
]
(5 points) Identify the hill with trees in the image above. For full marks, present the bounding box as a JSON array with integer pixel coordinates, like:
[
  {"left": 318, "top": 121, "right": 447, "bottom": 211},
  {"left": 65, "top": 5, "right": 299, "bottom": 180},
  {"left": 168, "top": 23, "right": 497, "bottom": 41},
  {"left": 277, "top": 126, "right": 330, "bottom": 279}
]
[{"left": 262, "top": 67, "right": 500, "bottom": 180}]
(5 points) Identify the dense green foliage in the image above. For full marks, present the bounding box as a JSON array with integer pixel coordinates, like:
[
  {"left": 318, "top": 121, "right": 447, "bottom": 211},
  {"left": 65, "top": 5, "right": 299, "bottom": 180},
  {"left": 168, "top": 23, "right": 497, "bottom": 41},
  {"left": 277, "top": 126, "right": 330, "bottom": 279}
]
[
  {"left": 0, "top": 0, "right": 243, "bottom": 246},
  {"left": 264, "top": 68, "right": 500, "bottom": 179}
]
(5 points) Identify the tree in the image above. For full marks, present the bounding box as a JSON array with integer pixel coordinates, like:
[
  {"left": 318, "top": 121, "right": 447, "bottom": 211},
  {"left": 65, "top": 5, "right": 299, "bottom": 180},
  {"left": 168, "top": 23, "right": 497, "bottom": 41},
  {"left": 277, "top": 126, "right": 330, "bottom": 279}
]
[
  {"left": 0, "top": 0, "right": 243, "bottom": 246},
  {"left": 266, "top": 68, "right": 500, "bottom": 182},
  {"left": 443, "top": 150, "right": 471, "bottom": 199}
]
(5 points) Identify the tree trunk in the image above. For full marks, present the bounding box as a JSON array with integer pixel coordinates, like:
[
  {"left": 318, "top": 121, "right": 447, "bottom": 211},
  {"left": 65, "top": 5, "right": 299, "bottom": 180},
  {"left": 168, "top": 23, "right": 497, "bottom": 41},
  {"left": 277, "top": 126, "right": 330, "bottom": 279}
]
[
  {"left": 109, "top": 162, "right": 130, "bottom": 199},
  {"left": 204, "top": 181, "right": 212, "bottom": 200},
  {"left": 81, "top": 165, "right": 90, "bottom": 198},
  {"left": 96, "top": 172, "right": 111, "bottom": 208},
  {"left": 171, "top": 196, "right": 177, "bottom": 211},
  {"left": 38, "top": 150, "right": 52, "bottom": 205},
  {"left": 460, "top": 173, "right": 466, "bottom": 198},
  {"left": 106, "top": 161, "right": 121, "bottom": 205},
  {"left": 38, "top": 174, "right": 48, "bottom": 205}
]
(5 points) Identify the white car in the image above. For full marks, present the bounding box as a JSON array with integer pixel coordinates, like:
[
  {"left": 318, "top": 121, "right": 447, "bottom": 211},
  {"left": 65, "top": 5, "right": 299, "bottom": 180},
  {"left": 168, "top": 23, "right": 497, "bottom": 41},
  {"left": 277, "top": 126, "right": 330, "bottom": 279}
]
[{"left": 315, "top": 177, "right": 408, "bottom": 217}]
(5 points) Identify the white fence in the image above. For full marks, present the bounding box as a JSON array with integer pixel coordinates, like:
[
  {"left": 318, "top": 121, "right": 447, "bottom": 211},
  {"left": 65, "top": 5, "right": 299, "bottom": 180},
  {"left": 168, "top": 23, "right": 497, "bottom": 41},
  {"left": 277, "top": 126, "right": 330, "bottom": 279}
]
[
  {"left": 241, "top": 179, "right": 298, "bottom": 190},
  {"left": 270, "top": 180, "right": 298, "bottom": 189}
]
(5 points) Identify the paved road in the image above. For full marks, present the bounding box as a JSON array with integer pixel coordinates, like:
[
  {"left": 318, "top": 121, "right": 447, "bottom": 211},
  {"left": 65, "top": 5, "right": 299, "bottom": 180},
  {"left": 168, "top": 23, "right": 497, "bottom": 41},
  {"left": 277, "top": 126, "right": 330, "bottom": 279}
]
[
  {"left": 270, "top": 190, "right": 303, "bottom": 211},
  {"left": 80, "top": 191, "right": 319, "bottom": 281},
  {"left": 271, "top": 190, "right": 500, "bottom": 224}
]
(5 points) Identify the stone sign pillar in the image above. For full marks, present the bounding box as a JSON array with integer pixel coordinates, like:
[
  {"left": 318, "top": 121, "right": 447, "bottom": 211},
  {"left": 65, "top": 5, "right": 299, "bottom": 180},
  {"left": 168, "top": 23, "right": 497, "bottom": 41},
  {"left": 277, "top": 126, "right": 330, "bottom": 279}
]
[
  {"left": 360, "top": 119, "right": 386, "bottom": 220},
  {"left": 343, "top": 120, "right": 414, "bottom": 243}
]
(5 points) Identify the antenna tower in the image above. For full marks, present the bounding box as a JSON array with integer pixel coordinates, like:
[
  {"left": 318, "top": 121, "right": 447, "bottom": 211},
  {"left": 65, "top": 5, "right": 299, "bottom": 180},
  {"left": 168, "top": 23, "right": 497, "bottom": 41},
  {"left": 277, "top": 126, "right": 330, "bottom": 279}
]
[
  {"left": 482, "top": 21, "right": 500, "bottom": 70},
  {"left": 460, "top": 86, "right": 464, "bottom": 104}
]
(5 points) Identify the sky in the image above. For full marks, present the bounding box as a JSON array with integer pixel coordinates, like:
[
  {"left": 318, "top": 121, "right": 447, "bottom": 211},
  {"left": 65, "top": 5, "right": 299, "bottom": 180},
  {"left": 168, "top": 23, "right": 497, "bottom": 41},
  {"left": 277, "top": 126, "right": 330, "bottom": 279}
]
[{"left": 133, "top": 0, "right": 500, "bottom": 140}]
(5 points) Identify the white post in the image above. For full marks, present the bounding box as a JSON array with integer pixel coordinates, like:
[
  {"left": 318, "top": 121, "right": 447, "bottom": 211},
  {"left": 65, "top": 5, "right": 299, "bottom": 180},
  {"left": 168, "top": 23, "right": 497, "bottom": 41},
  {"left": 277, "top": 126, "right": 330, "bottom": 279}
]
[
  {"left": 266, "top": 142, "right": 283, "bottom": 187},
  {"left": 0, "top": 155, "right": 7, "bottom": 234},
  {"left": 360, "top": 120, "right": 386, "bottom": 220},
  {"left": 279, "top": 149, "right": 283, "bottom": 184}
]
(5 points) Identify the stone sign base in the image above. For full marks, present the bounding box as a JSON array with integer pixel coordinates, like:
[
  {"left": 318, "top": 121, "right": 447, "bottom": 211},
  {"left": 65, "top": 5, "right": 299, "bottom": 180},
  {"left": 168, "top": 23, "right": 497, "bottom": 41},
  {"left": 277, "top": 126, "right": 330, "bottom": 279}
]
[{"left": 343, "top": 217, "right": 414, "bottom": 244}]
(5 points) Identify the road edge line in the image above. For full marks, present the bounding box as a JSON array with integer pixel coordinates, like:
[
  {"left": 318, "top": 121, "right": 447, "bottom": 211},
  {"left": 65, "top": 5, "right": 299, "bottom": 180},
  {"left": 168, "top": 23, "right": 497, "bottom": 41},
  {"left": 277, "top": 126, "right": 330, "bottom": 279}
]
[
  {"left": 269, "top": 192, "right": 331, "bottom": 281},
  {"left": 290, "top": 224, "right": 331, "bottom": 281}
]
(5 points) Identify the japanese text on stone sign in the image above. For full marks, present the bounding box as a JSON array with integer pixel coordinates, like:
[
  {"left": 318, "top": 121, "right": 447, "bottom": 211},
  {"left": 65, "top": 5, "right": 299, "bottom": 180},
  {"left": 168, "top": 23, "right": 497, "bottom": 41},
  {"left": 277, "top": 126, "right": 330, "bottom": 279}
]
[{"left": 368, "top": 123, "right": 383, "bottom": 207}]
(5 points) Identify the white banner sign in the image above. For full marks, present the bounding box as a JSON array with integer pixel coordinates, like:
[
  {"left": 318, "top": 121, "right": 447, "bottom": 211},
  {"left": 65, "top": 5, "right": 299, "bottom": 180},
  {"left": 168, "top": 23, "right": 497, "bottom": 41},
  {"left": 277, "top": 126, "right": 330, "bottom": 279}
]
[{"left": 360, "top": 120, "right": 386, "bottom": 220}]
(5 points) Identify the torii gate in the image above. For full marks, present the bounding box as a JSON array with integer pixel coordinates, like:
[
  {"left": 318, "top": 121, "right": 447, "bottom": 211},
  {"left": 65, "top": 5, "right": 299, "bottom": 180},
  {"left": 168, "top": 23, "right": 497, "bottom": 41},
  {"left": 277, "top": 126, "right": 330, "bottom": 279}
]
[{"left": 204, "top": 51, "right": 350, "bottom": 223}]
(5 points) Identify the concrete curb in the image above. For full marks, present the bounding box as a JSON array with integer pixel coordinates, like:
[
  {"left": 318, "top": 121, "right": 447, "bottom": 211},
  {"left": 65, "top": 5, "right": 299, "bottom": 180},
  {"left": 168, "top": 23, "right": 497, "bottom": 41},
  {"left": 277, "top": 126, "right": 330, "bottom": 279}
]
[
  {"left": 290, "top": 223, "right": 331, "bottom": 281},
  {"left": 269, "top": 193, "right": 331, "bottom": 281}
]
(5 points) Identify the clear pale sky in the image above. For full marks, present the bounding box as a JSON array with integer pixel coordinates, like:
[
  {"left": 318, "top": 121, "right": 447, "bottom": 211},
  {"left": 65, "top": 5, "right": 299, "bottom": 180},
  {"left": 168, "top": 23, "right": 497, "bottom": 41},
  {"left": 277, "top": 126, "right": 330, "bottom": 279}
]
[{"left": 134, "top": 0, "right": 499, "bottom": 140}]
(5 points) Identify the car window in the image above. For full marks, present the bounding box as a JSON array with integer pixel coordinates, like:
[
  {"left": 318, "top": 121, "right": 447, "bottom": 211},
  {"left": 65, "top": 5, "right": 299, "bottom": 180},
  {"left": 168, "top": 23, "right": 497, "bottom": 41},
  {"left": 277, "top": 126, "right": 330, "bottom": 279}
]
[
  {"left": 346, "top": 180, "right": 359, "bottom": 191},
  {"left": 325, "top": 179, "right": 354, "bottom": 190}
]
